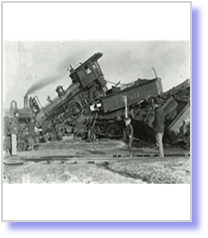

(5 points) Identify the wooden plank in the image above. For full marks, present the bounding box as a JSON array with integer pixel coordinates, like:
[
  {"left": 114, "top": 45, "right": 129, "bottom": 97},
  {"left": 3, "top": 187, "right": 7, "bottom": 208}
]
[{"left": 3, "top": 160, "right": 24, "bottom": 165}]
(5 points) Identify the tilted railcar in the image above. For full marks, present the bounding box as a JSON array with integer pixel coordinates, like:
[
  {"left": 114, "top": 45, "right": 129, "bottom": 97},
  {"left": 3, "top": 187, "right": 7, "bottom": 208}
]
[{"left": 90, "top": 78, "right": 163, "bottom": 138}]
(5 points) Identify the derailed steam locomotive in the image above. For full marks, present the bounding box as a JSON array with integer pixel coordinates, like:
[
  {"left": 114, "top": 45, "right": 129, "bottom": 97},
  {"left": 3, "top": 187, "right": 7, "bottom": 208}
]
[{"left": 13, "top": 53, "right": 108, "bottom": 145}]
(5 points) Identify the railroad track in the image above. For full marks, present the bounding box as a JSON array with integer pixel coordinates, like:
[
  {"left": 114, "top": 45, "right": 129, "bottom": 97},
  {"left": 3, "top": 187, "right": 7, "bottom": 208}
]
[{"left": 3, "top": 152, "right": 190, "bottom": 165}]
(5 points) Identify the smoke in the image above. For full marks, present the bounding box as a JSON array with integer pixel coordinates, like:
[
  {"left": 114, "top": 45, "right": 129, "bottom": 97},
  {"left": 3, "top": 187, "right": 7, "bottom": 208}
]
[
  {"left": 57, "top": 54, "right": 83, "bottom": 72},
  {"left": 25, "top": 71, "right": 66, "bottom": 96},
  {"left": 25, "top": 53, "right": 87, "bottom": 96}
]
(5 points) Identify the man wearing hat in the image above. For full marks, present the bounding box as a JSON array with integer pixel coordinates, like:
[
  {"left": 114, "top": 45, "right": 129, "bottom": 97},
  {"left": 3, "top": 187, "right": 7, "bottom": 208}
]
[
  {"left": 28, "top": 117, "right": 36, "bottom": 151},
  {"left": 124, "top": 117, "right": 134, "bottom": 157},
  {"left": 10, "top": 112, "right": 19, "bottom": 155},
  {"left": 153, "top": 98, "right": 165, "bottom": 157},
  {"left": 3, "top": 116, "right": 12, "bottom": 157}
]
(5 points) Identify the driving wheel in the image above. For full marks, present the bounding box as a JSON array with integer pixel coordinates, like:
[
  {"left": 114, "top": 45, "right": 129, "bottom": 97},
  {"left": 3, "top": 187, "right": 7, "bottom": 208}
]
[
  {"left": 105, "top": 123, "right": 122, "bottom": 138},
  {"left": 68, "top": 100, "right": 83, "bottom": 120},
  {"left": 89, "top": 85, "right": 105, "bottom": 101}
]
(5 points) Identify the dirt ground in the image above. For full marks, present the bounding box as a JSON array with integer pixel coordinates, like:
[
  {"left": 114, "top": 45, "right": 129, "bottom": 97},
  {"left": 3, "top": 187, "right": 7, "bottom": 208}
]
[{"left": 3, "top": 140, "right": 190, "bottom": 184}]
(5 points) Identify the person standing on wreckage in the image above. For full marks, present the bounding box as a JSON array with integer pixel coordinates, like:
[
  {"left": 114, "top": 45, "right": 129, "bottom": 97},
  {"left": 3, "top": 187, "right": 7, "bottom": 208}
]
[{"left": 152, "top": 98, "right": 165, "bottom": 157}]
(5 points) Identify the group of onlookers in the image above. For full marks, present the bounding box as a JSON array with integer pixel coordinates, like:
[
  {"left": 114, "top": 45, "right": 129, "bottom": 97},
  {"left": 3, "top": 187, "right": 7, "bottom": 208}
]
[
  {"left": 3, "top": 112, "right": 37, "bottom": 157},
  {"left": 4, "top": 112, "right": 19, "bottom": 157}
]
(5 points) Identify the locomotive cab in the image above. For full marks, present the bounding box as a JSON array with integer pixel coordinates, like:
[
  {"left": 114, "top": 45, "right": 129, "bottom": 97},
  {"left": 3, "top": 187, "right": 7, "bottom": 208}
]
[{"left": 69, "top": 52, "right": 106, "bottom": 89}]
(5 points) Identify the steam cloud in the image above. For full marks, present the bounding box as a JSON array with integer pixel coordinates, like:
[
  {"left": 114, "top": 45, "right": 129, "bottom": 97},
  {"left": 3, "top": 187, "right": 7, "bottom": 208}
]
[
  {"left": 25, "top": 71, "right": 66, "bottom": 96},
  {"left": 25, "top": 54, "right": 85, "bottom": 96}
]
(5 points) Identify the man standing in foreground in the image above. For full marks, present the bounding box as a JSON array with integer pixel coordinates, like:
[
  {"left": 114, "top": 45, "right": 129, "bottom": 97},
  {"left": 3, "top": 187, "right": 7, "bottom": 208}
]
[
  {"left": 10, "top": 112, "right": 19, "bottom": 156},
  {"left": 124, "top": 117, "right": 134, "bottom": 157},
  {"left": 28, "top": 118, "right": 35, "bottom": 151},
  {"left": 153, "top": 98, "right": 165, "bottom": 157},
  {"left": 4, "top": 116, "right": 12, "bottom": 157}
]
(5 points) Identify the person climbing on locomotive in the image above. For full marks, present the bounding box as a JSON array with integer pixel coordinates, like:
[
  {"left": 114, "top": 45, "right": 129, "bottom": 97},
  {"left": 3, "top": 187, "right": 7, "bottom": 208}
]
[
  {"left": 124, "top": 117, "right": 134, "bottom": 157},
  {"left": 33, "top": 120, "right": 40, "bottom": 143},
  {"left": 28, "top": 118, "right": 36, "bottom": 151},
  {"left": 47, "top": 96, "right": 52, "bottom": 103},
  {"left": 29, "top": 97, "right": 33, "bottom": 108},
  {"left": 153, "top": 98, "right": 165, "bottom": 157}
]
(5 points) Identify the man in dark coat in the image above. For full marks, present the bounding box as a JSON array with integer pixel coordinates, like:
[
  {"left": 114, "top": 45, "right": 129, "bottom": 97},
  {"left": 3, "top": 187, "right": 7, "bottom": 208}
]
[
  {"left": 153, "top": 98, "right": 165, "bottom": 157},
  {"left": 28, "top": 118, "right": 35, "bottom": 150},
  {"left": 124, "top": 117, "right": 134, "bottom": 157},
  {"left": 4, "top": 116, "right": 12, "bottom": 157}
]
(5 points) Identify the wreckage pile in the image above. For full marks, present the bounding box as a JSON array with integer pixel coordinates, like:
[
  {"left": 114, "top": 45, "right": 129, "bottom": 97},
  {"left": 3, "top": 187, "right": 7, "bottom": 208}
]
[
  {"left": 162, "top": 79, "right": 190, "bottom": 149},
  {"left": 4, "top": 78, "right": 190, "bottom": 151},
  {"left": 131, "top": 79, "right": 190, "bottom": 149}
]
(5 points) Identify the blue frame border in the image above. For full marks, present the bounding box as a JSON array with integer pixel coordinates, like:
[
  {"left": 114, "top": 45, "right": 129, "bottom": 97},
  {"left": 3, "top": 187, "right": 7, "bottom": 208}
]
[{"left": 1, "top": 2, "right": 206, "bottom": 236}]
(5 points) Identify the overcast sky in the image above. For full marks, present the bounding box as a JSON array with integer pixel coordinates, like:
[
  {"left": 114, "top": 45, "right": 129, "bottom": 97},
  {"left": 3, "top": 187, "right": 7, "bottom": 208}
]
[{"left": 3, "top": 41, "right": 190, "bottom": 109}]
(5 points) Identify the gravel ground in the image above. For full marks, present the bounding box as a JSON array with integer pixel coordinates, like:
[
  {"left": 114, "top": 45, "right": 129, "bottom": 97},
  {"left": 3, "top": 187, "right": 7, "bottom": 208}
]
[
  {"left": 3, "top": 162, "right": 145, "bottom": 184},
  {"left": 108, "top": 158, "right": 190, "bottom": 184},
  {"left": 3, "top": 140, "right": 190, "bottom": 184}
]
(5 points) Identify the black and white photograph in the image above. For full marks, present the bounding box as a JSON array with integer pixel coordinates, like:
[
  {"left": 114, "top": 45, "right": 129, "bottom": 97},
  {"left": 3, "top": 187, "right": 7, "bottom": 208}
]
[
  {"left": 2, "top": 2, "right": 193, "bottom": 223},
  {"left": 3, "top": 41, "right": 190, "bottom": 184}
]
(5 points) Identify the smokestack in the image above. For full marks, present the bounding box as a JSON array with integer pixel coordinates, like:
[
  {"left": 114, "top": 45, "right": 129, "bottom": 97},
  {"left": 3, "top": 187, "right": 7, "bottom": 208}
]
[{"left": 24, "top": 96, "right": 28, "bottom": 109}]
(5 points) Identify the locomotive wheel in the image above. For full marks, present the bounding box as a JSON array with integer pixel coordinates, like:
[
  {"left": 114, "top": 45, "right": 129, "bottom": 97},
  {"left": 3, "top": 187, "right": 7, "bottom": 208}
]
[
  {"left": 68, "top": 100, "right": 83, "bottom": 120},
  {"left": 105, "top": 123, "right": 122, "bottom": 138},
  {"left": 89, "top": 86, "right": 105, "bottom": 101},
  {"left": 87, "top": 130, "right": 96, "bottom": 142},
  {"left": 17, "top": 140, "right": 27, "bottom": 151}
]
